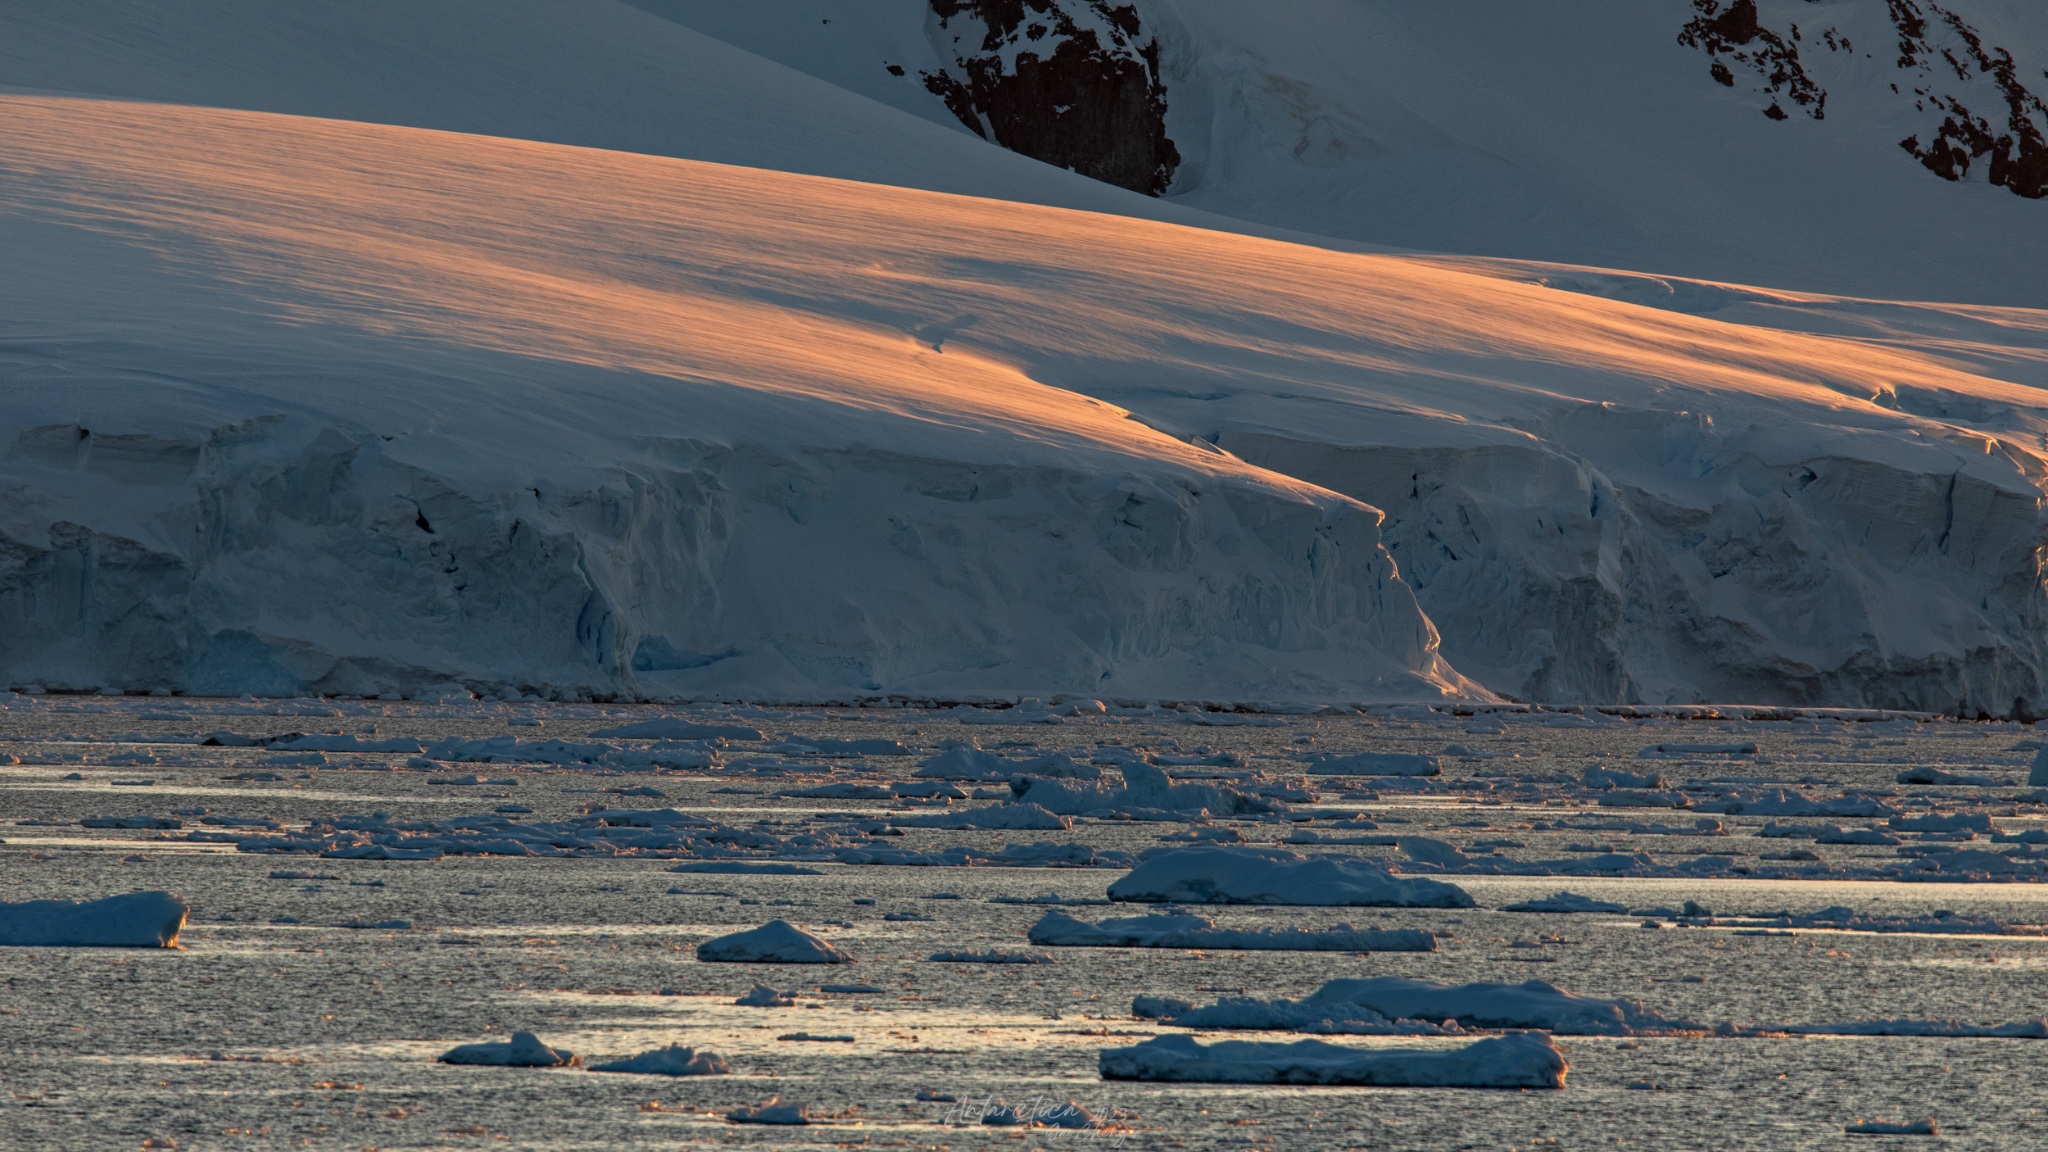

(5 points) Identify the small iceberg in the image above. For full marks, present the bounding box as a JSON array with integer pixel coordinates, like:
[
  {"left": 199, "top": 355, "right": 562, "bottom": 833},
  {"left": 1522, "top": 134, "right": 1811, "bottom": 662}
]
[
  {"left": 1501, "top": 892, "right": 1629, "bottom": 914},
  {"left": 0, "top": 891, "right": 189, "bottom": 948},
  {"left": 696, "top": 920, "right": 854, "bottom": 964},
  {"left": 1107, "top": 847, "right": 1472, "bottom": 907},
  {"left": 1099, "top": 1031, "right": 1566, "bottom": 1088},
  {"left": 888, "top": 803, "right": 1072, "bottom": 831},
  {"left": 929, "top": 948, "right": 1054, "bottom": 964},
  {"left": 727, "top": 1096, "right": 810, "bottom": 1125},
  {"left": 438, "top": 1031, "right": 579, "bottom": 1067},
  {"left": 1028, "top": 910, "right": 1436, "bottom": 952},
  {"left": 735, "top": 983, "right": 798, "bottom": 1007},
  {"left": 588, "top": 1044, "right": 728, "bottom": 1076}
]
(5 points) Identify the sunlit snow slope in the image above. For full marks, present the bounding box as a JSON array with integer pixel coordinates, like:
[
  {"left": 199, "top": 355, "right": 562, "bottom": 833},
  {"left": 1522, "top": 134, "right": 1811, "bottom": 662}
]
[{"left": 0, "top": 96, "right": 1470, "bottom": 705}]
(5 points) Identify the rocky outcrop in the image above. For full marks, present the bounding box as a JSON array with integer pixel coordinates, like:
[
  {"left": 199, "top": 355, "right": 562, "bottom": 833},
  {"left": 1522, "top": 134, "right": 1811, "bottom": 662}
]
[
  {"left": 1678, "top": 0, "right": 2046, "bottom": 198},
  {"left": 921, "top": 0, "right": 1179, "bottom": 194}
]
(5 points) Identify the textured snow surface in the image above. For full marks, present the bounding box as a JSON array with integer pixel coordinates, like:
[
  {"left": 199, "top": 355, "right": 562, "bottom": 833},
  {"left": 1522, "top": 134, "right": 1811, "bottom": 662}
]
[
  {"left": 1098, "top": 1030, "right": 1567, "bottom": 1088},
  {"left": 0, "top": 891, "right": 189, "bottom": 948},
  {"left": 1106, "top": 846, "right": 1474, "bottom": 907}
]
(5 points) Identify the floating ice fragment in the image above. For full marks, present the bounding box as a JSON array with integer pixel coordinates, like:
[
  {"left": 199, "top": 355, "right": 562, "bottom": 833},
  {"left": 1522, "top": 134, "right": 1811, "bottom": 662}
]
[
  {"left": 735, "top": 983, "right": 797, "bottom": 1007},
  {"left": 1845, "top": 1118, "right": 1938, "bottom": 1135},
  {"left": 589, "top": 1044, "right": 728, "bottom": 1075},
  {"left": 727, "top": 1096, "right": 809, "bottom": 1124},
  {"left": 1170, "top": 976, "right": 1694, "bottom": 1035},
  {"left": 929, "top": 949, "right": 1053, "bottom": 963},
  {"left": 1108, "top": 847, "right": 1472, "bottom": 907},
  {"left": 1099, "top": 1031, "right": 1566, "bottom": 1087},
  {"left": 1029, "top": 910, "right": 1436, "bottom": 951},
  {"left": 0, "top": 891, "right": 188, "bottom": 947},
  {"left": 1500, "top": 891, "right": 1629, "bottom": 914},
  {"left": 697, "top": 920, "right": 854, "bottom": 963},
  {"left": 438, "top": 1031, "right": 578, "bottom": 1067}
]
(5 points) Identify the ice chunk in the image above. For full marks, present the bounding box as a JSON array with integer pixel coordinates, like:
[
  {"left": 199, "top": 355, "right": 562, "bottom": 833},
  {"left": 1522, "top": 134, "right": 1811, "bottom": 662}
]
[
  {"left": 1172, "top": 976, "right": 1693, "bottom": 1035},
  {"left": 727, "top": 1096, "right": 809, "bottom": 1125},
  {"left": 438, "top": 1030, "right": 579, "bottom": 1067},
  {"left": 1015, "top": 763, "right": 1275, "bottom": 818},
  {"left": 1099, "top": 1031, "right": 1566, "bottom": 1088},
  {"left": 929, "top": 949, "right": 1054, "bottom": 964},
  {"left": 270, "top": 734, "right": 422, "bottom": 754},
  {"left": 1108, "top": 847, "right": 1472, "bottom": 907},
  {"left": 1500, "top": 891, "right": 1628, "bottom": 914},
  {"left": 1583, "top": 765, "right": 1663, "bottom": 790},
  {"left": 779, "top": 783, "right": 893, "bottom": 799},
  {"left": 1597, "top": 790, "right": 1691, "bottom": 808},
  {"left": 1845, "top": 1119, "right": 1938, "bottom": 1135},
  {"left": 1132, "top": 994, "right": 1193, "bottom": 1019},
  {"left": 1896, "top": 766, "right": 1998, "bottom": 786},
  {"left": 2031, "top": 747, "right": 2048, "bottom": 787},
  {"left": 1889, "top": 812, "right": 1996, "bottom": 833},
  {"left": 891, "top": 780, "right": 966, "bottom": 799},
  {"left": 0, "top": 891, "right": 189, "bottom": 948},
  {"left": 696, "top": 920, "right": 854, "bottom": 964},
  {"left": 80, "top": 815, "right": 182, "bottom": 829},
  {"left": 735, "top": 983, "right": 798, "bottom": 1007},
  {"left": 588, "top": 1044, "right": 729, "bottom": 1076},
  {"left": 913, "top": 744, "right": 1100, "bottom": 781},
  {"left": 1030, "top": 910, "right": 1435, "bottom": 951},
  {"left": 590, "top": 719, "right": 762, "bottom": 741},
  {"left": 1302, "top": 751, "right": 1439, "bottom": 776},
  {"left": 889, "top": 803, "right": 1071, "bottom": 831}
]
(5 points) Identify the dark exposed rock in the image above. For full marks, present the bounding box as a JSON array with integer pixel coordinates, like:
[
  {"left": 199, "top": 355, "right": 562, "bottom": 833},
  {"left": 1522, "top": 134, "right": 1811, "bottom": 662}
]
[
  {"left": 1677, "top": 0, "right": 1826, "bottom": 120},
  {"left": 921, "top": 0, "right": 1179, "bottom": 195}
]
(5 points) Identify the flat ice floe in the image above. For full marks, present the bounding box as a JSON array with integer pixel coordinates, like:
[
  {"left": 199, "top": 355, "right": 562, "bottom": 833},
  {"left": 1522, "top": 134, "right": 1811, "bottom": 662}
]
[
  {"left": 1499, "top": 891, "right": 1630, "bottom": 914},
  {"left": 696, "top": 920, "right": 853, "bottom": 964},
  {"left": 1027, "top": 910, "right": 1437, "bottom": 952},
  {"left": 1165, "top": 977, "right": 1694, "bottom": 1036},
  {"left": 1106, "top": 847, "right": 1473, "bottom": 907},
  {"left": 1098, "top": 1031, "right": 1566, "bottom": 1088},
  {"left": 588, "top": 1044, "right": 729, "bottom": 1076},
  {"left": 438, "top": 1031, "right": 579, "bottom": 1067},
  {"left": 0, "top": 891, "right": 189, "bottom": 948},
  {"left": 727, "top": 1097, "right": 809, "bottom": 1125}
]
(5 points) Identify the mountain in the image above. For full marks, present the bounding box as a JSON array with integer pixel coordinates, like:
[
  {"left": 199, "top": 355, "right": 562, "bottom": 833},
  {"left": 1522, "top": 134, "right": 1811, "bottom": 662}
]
[{"left": 2, "top": 1, "right": 2044, "bottom": 711}]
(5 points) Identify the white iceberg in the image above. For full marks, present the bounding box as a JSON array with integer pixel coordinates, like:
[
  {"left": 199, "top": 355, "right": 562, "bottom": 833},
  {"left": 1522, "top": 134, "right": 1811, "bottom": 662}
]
[
  {"left": 735, "top": 983, "right": 797, "bottom": 1007},
  {"left": 727, "top": 1096, "right": 809, "bottom": 1125},
  {"left": 588, "top": 1044, "right": 728, "bottom": 1076},
  {"left": 696, "top": 920, "right": 854, "bottom": 964},
  {"left": 1098, "top": 1031, "right": 1566, "bottom": 1088},
  {"left": 1170, "top": 976, "right": 1694, "bottom": 1036},
  {"left": 1500, "top": 892, "right": 1629, "bottom": 914},
  {"left": 0, "top": 891, "right": 189, "bottom": 948},
  {"left": 1107, "top": 847, "right": 1472, "bottom": 907},
  {"left": 1028, "top": 910, "right": 1437, "bottom": 952},
  {"left": 438, "top": 1031, "right": 579, "bottom": 1067}
]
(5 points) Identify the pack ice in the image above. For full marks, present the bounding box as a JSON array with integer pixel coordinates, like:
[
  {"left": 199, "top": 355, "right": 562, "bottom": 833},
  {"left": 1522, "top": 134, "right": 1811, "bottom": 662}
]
[{"left": 0, "top": 892, "right": 189, "bottom": 948}]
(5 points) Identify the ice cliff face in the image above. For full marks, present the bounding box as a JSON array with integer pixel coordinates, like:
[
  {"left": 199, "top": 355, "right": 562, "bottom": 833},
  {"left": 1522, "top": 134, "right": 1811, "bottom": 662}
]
[{"left": 0, "top": 96, "right": 1465, "bottom": 705}]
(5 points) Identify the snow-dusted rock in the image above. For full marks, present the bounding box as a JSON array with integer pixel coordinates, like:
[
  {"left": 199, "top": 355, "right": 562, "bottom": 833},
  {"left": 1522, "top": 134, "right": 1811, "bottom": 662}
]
[
  {"left": 438, "top": 1031, "right": 579, "bottom": 1067},
  {"left": 0, "top": 891, "right": 188, "bottom": 948},
  {"left": 696, "top": 920, "right": 853, "bottom": 964},
  {"left": 1028, "top": 910, "right": 1436, "bottom": 952},
  {"left": 1099, "top": 1031, "right": 1567, "bottom": 1088},
  {"left": 1107, "top": 847, "right": 1472, "bottom": 907},
  {"left": 588, "top": 1044, "right": 728, "bottom": 1076}
]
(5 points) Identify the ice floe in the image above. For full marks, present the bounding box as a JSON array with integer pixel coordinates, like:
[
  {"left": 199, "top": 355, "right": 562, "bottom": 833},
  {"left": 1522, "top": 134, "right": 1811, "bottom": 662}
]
[
  {"left": 1106, "top": 847, "right": 1472, "bottom": 907},
  {"left": 735, "top": 984, "right": 798, "bottom": 1007},
  {"left": 696, "top": 920, "right": 853, "bottom": 964},
  {"left": 929, "top": 949, "right": 1053, "bottom": 964},
  {"left": 727, "top": 1097, "right": 809, "bottom": 1125},
  {"left": 1027, "top": 910, "right": 1437, "bottom": 952},
  {"left": 1845, "top": 1119, "right": 1937, "bottom": 1136},
  {"left": 1500, "top": 892, "right": 1629, "bottom": 914},
  {"left": 1164, "top": 977, "right": 1695, "bottom": 1036},
  {"left": 1300, "top": 751, "right": 1440, "bottom": 776},
  {"left": 438, "top": 1031, "right": 579, "bottom": 1067},
  {"left": 0, "top": 891, "right": 189, "bottom": 948},
  {"left": 887, "top": 803, "right": 1072, "bottom": 831},
  {"left": 588, "top": 1044, "right": 729, "bottom": 1076},
  {"left": 1098, "top": 1031, "right": 1566, "bottom": 1088}
]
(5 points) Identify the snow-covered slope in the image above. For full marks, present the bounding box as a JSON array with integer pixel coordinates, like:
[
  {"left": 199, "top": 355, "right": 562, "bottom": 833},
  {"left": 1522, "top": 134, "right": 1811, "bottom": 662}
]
[
  {"left": 0, "top": 95, "right": 1467, "bottom": 704},
  {"left": 657, "top": 0, "right": 2048, "bottom": 308}
]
